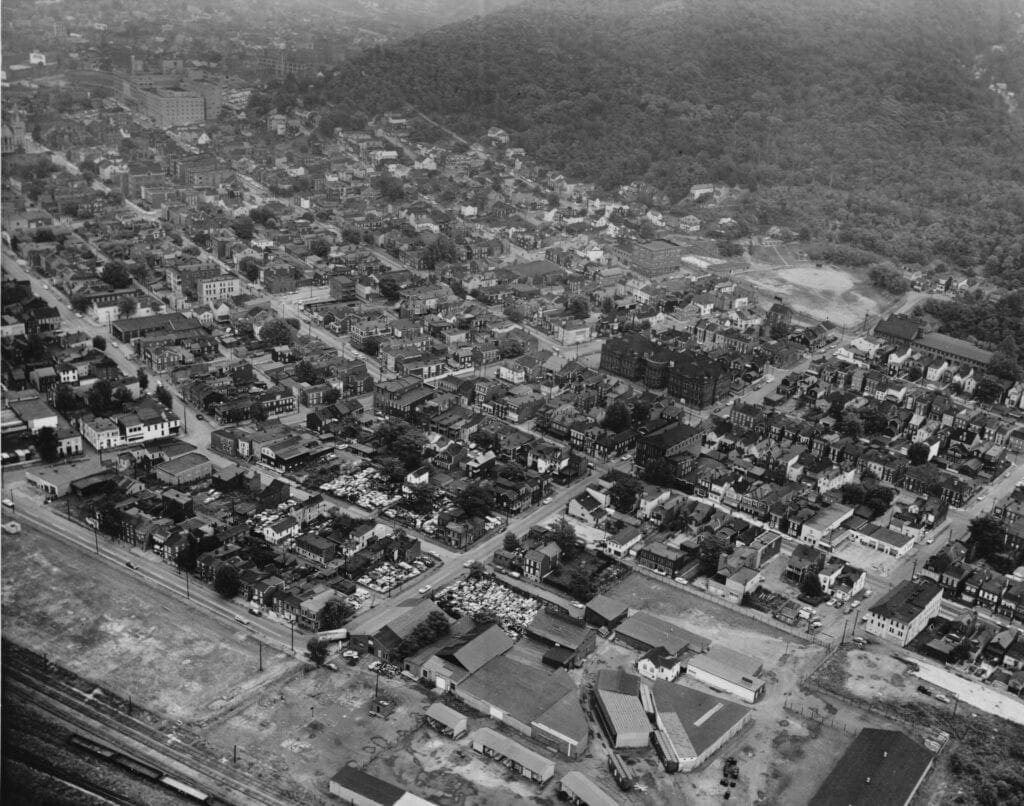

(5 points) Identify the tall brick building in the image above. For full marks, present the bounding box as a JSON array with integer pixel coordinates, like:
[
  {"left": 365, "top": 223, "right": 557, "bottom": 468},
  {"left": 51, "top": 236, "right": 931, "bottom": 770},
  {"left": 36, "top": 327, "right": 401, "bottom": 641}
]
[{"left": 600, "top": 335, "right": 733, "bottom": 407}]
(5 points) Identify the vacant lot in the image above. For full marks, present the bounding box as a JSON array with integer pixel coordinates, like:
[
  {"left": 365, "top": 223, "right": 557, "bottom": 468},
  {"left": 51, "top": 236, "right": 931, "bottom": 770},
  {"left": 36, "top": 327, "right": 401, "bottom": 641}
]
[
  {"left": 742, "top": 262, "right": 888, "bottom": 328},
  {"left": 206, "top": 660, "right": 557, "bottom": 806},
  {"left": 810, "top": 646, "right": 1024, "bottom": 805},
  {"left": 1, "top": 522, "right": 290, "bottom": 720}
]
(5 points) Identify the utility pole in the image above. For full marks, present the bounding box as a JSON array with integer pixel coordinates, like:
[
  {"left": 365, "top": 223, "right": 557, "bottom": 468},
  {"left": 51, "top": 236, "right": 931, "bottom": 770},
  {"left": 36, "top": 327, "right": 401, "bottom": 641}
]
[
  {"left": 290, "top": 622, "right": 294, "bottom": 653},
  {"left": 258, "top": 640, "right": 263, "bottom": 672},
  {"left": 185, "top": 571, "right": 190, "bottom": 600}
]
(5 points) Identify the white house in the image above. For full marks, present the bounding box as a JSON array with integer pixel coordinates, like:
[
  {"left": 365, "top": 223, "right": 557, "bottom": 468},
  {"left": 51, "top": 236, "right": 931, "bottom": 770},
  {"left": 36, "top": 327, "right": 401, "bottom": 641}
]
[{"left": 637, "top": 647, "right": 683, "bottom": 681}]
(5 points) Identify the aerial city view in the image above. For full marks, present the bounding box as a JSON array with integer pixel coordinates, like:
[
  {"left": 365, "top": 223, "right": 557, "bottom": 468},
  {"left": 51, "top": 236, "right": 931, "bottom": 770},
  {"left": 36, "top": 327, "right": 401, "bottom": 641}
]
[{"left": 2, "top": 0, "right": 1024, "bottom": 804}]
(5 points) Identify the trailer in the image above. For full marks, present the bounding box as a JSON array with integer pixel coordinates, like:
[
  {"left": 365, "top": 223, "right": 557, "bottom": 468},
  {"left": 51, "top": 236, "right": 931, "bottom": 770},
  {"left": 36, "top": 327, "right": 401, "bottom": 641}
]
[{"left": 315, "top": 628, "right": 349, "bottom": 644}]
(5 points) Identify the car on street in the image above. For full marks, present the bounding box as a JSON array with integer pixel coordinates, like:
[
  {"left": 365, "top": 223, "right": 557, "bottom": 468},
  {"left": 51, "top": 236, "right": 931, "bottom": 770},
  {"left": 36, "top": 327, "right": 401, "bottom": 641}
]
[
  {"left": 418, "top": 584, "right": 433, "bottom": 595},
  {"left": 2, "top": 498, "right": 14, "bottom": 507},
  {"left": 195, "top": 413, "right": 205, "bottom": 420},
  {"left": 916, "top": 685, "right": 931, "bottom": 696},
  {"left": 125, "top": 561, "right": 136, "bottom": 569},
  {"left": 935, "top": 694, "right": 951, "bottom": 704}
]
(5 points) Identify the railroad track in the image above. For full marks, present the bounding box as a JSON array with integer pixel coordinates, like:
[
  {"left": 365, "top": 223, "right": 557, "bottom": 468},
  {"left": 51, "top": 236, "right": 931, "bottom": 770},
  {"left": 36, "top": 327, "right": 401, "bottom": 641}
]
[
  {"left": 3, "top": 643, "right": 303, "bottom": 806},
  {"left": 4, "top": 745, "right": 138, "bottom": 806}
]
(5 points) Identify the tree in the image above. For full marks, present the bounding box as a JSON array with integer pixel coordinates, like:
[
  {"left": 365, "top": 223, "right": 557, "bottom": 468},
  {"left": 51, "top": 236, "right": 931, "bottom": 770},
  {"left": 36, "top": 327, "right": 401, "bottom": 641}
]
[
  {"left": 640, "top": 457, "right": 677, "bottom": 487},
  {"left": 101, "top": 262, "right": 132, "bottom": 289},
  {"left": 309, "top": 238, "right": 331, "bottom": 259},
  {"left": 550, "top": 518, "right": 581, "bottom": 560},
  {"left": 231, "top": 216, "right": 254, "bottom": 240},
  {"left": 378, "top": 276, "right": 401, "bottom": 302},
  {"left": 974, "top": 376, "right": 1005, "bottom": 405},
  {"left": 503, "top": 304, "right": 525, "bottom": 323},
  {"left": 250, "top": 403, "right": 268, "bottom": 422},
  {"left": 698, "top": 533, "right": 731, "bottom": 576},
  {"left": 259, "top": 318, "right": 296, "bottom": 346},
  {"left": 307, "top": 637, "right": 328, "bottom": 666},
  {"left": 319, "top": 598, "right": 354, "bottom": 631},
  {"left": 87, "top": 379, "right": 113, "bottom": 415},
  {"left": 90, "top": 334, "right": 106, "bottom": 352},
  {"left": 503, "top": 532, "right": 521, "bottom": 552},
  {"left": 53, "top": 384, "right": 79, "bottom": 414},
  {"left": 602, "top": 401, "right": 632, "bottom": 432},
  {"left": 239, "top": 257, "right": 261, "bottom": 281},
  {"left": 454, "top": 484, "right": 495, "bottom": 518},
  {"left": 908, "top": 442, "right": 930, "bottom": 465},
  {"left": 609, "top": 477, "right": 644, "bottom": 512},
  {"left": 136, "top": 368, "right": 149, "bottom": 391},
  {"left": 375, "top": 174, "right": 405, "bottom": 202},
  {"left": 155, "top": 386, "right": 173, "bottom": 408},
  {"left": 293, "top": 360, "right": 322, "bottom": 384},
  {"left": 72, "top": 295, "right": 92, "bottom": 314},
  {"left": 565, "top": 297, "right": 589, "bottom": 318},
  {"left": 117, "top": 297, "right": 138, "bottom": 318},
  {"left": 112, "top": 387, "right": 133, "bottom": 407},
  {"left": 568, "top": 569, "right": 595, "bottom": 602},
  {"left": 379, "top": 456, "right": 408, "bottom": 485},
  {"left": 800, "top": 572, "right": 824, "bottom": 598},
  {"left": 33, "top": 426, "right": 60, "bottom": 462},
  {"left": 968, "top": 515, "right": 1004, "bottom": 561},
  {"left": 466, "top": 561, "right": 487, "bottom": 580},
  {"left": 323, "top": 387, "right": 340, "bottom": 404},
  {"left": 214, "top": 565, "right": 241, "bottom": 598}
]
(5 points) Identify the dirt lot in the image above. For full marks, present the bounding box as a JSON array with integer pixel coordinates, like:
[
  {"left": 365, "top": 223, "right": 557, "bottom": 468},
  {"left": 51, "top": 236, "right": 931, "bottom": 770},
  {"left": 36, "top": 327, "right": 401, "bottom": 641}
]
[
  {"left": 809, "top": 646, "right": 1024, "bottom": 805},
  {"left": 741, "top": 260, "right": 889, "bottom": 328},
  {"left": 205, "top": 660, "right": 556, "bottom": 806},
  {"left": 1, "top": 523, "right": 290, "bottom": 720}
]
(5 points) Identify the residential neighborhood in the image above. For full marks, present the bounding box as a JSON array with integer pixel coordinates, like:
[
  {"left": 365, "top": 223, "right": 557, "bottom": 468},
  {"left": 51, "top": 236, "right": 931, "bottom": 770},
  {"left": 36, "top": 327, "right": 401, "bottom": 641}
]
[{"left": 3, "top": 2, "right": 1024, "bottom": 805}]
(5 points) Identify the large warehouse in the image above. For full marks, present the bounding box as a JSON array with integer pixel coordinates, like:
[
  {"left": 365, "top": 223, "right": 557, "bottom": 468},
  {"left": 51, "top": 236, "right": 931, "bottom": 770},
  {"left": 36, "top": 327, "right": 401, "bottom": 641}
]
[
  {"left": 809, "top": 729, "right": 934, "bottom": 806},
  {"left": 649, "top": 681, "right": 752, "bottom": 773},
  {"left": 592, "top": 670, "right": 651, "bottom": 749}
]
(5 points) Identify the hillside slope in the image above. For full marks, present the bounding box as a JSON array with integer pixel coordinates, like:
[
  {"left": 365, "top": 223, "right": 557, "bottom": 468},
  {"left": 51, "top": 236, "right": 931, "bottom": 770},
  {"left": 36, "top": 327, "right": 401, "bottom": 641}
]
[{"left": 300, "top": 0, "right": 1024, "bottom": 271}]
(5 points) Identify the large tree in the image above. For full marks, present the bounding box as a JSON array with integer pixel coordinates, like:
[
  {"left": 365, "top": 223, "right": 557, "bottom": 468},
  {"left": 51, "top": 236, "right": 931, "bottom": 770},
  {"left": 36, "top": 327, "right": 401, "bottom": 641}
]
[
  {"left": 307, "top": 637, "right": 328, "bottom": 666},
  {"left": 214, "top": 565, "right": 241, "bottom": 598},
  {"left": 549, "top": 518, "right": 581, "bottom": 561},
  {"left": 602, "top": 400, "right": 632, "bottom": 432},
  {"left": 319, "top": 598, "right": 354, "bottom": 631},
  {"left": 259, "top": 318, "right": 296, "bottom": 346},
  {"left": 101, "top": 262, "right": 132, "bottom": 289},
  {"left": 454, "top": 484, "right": 495, "bottom": 518},
  {"left": 33, "top": 426, "right": 60, "bottom": 462},
  {"left": 968, "top": 515, "right": 1005, "bottom": 561}
]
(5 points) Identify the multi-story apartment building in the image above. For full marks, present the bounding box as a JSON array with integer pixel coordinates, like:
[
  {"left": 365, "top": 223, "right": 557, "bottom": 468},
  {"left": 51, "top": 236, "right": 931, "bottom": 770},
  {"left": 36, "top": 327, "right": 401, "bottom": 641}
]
[
  {"left": 864, "top": 579, "right": 942, "bottom": 647},
  {"left": 196, "top": 274, "right": 240, "bottom": 305}
]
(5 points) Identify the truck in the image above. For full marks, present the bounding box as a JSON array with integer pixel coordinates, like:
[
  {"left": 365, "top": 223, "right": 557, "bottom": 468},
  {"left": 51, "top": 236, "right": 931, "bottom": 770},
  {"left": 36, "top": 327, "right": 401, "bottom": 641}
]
[{"left": 315, "top": 628, "right": 349, "bottom": 644}]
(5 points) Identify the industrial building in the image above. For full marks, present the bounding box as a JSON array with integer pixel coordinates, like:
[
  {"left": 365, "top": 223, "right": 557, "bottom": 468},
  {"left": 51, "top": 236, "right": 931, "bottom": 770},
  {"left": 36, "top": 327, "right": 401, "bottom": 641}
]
[{"left": 809, "top": 728, "right": 935, "bottom": 806}]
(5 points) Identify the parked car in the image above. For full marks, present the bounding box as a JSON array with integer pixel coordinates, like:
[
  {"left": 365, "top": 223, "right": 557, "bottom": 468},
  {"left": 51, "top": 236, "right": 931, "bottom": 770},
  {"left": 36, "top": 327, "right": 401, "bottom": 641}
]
[
  {"left": 916, "top": 685, "right": 932, "bottom": 696},
  {"left": 935, "top": 694, "right": 951, "bottom": 704}
]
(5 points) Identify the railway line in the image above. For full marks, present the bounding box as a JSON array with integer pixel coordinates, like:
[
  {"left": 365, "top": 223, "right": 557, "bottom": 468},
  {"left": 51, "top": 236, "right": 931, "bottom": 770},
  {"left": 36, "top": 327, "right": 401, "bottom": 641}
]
[
  {"left": 5, "top": 745, "right": 140, "bottom": 806},
  {"left": 3, "top": 643, "right": 305, "bottom": 806}
]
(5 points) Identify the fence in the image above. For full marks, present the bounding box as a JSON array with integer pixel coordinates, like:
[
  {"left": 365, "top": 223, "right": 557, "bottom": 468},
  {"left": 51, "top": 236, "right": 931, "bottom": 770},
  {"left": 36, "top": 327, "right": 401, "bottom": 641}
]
[
  {"left": 782, "top": 699, "right": 858, "bottom": 736},
  {"left": 626, "top": 562, "right": 837, "bottom": 649}
]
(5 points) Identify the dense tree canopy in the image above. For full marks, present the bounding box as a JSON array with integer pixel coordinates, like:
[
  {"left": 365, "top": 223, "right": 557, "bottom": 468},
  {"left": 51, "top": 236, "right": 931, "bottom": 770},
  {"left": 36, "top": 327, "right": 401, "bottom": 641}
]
[{"left": 274, "top": 0, "right": 1024, "bottom": 273}]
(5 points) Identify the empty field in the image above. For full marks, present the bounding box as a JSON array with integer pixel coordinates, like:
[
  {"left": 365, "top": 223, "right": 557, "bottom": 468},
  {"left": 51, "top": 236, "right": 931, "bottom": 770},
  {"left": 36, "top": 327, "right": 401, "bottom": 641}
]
[
  {"left": 742, "top": 262, "right": 888, "bottom": 328},
  {"left": 1, "top": 522, "right": 291, "bottom": 721}
]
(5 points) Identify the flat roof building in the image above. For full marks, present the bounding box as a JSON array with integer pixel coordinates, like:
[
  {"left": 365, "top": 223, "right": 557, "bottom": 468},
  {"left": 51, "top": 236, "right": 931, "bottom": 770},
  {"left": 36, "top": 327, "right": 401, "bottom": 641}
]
[
  {"left": 615, "top": 611, "right": 710, "bottom": 656},
  {"left": 809, "top": 728, "right": 934, "bottom": 806},
  {"left": 685, "top": 646, "right": 766, "bottom": 703},
  {"left": 864, "top": 579, "right": 943, "bottom": 647},
  {"left": 649, "top": 681, "right": 752, "bottom": 773}
]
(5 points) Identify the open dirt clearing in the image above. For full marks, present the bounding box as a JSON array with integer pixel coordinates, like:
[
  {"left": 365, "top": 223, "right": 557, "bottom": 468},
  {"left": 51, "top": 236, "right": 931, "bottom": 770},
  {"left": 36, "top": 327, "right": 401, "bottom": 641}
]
[
  {"left": 1, "top": 523, "right": 291, "bottom": 720},
  {"left": 741, "top": 263, "right": 889, "bottom": 328},
  {"left": 205, "top": 662, "right": 546, "bottom": 805}
]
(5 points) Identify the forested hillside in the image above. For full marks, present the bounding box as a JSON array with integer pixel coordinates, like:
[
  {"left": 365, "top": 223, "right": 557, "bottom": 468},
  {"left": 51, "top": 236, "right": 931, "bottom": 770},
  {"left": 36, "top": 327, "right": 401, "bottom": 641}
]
[{"left": 274, "top": 0, "right": 1024, "bottom": 273}]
